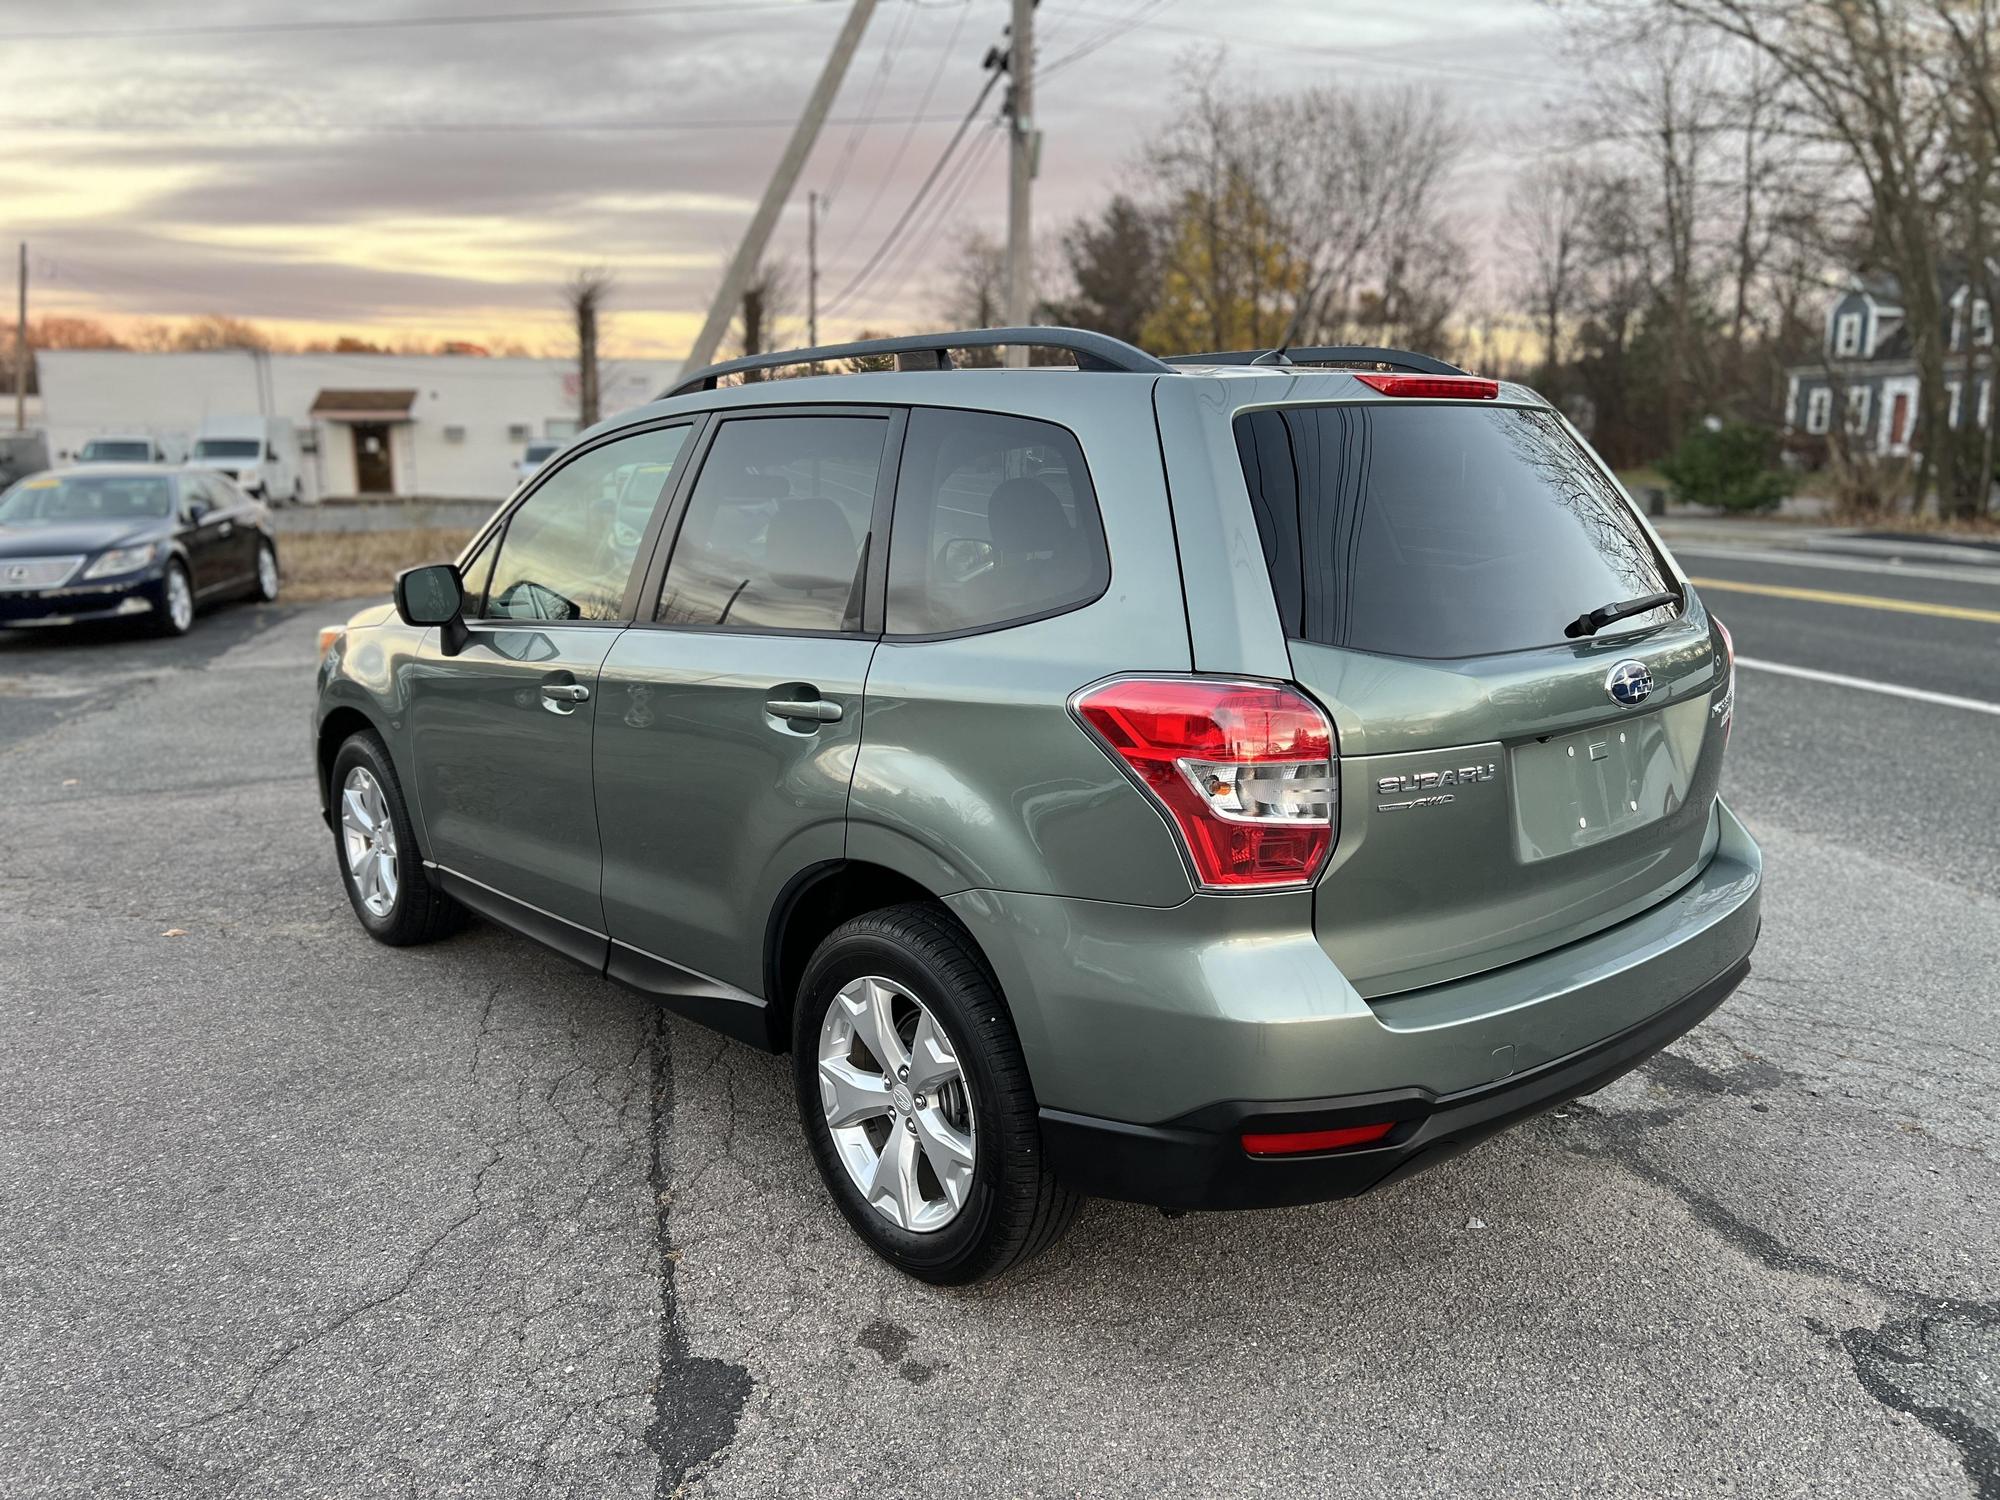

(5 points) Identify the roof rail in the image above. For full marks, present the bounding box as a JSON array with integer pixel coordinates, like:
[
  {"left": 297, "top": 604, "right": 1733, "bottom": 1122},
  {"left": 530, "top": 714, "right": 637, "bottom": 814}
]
[
  {"left": 665, "top": 326, "right": 1173, "bottom": 398},
  {"left": 1163, "top": 345, "right": 1470, "bottom": 377}
]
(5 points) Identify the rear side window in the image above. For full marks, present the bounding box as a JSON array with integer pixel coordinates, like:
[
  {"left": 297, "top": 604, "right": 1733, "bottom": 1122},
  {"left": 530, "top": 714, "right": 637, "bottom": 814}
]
[
  {"left": 886, "top": 407, "right": 1108, "bottom": 636},
  {"left": 1235, "top": 404, "right": 1673, "bottom": 658},
  {"left": 656, "top": 415, "right": 885, "bottom": 633}
]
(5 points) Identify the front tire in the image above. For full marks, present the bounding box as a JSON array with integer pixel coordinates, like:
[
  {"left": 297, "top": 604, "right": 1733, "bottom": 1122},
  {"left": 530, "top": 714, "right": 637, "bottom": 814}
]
[
  {"left": 793, "top": 904, "right": 1080, "bottom": 1285},
  {"left": 330, "top": 730, "right": 463, "bottom": 945},
  {"left": 152, "top": 560, "right": 194, "bottom": 637},
  {"left": 253, "top": 539, "right": 280, "bottom": 601}
]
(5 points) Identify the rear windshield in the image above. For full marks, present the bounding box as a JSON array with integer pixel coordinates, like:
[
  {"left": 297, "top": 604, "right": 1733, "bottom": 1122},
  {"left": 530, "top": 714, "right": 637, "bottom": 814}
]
[
  {"left": 1234, "top": 403, "right": 1674, "bottom": 658},
  {"left": 80, "top": 441, "right": 153, "bottom": 462}
]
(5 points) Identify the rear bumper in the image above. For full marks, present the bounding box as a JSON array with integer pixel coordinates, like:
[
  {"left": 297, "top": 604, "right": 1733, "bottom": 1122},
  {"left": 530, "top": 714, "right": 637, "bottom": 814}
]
[
  {"left": 1039, "top": 948, "right": 1750, "bottom": 1210},
  {"left": 949, "top": 798, "right": 1762, "bottom": 1208}
]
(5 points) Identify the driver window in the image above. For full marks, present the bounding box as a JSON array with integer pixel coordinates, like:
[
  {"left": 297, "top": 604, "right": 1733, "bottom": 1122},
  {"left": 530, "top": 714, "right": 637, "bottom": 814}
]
[{"left": 482, "top": 425, "right": 689, "bottom": 622}]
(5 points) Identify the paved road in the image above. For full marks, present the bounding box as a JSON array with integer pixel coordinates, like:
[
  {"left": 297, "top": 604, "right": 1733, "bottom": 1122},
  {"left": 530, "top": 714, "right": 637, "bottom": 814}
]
[{"left": 0, "top": 548, "right": 1993, "bottom": 1499}]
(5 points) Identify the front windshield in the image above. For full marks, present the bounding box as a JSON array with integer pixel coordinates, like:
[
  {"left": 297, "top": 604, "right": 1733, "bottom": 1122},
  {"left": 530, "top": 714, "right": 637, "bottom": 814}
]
[
  {"left": 195, "top": 438, "right": 261, "bottom": 459},
  {"left": 80, "top": 441, "right": 153, "bottom": 462},
  {"left": 0, "top": 472, "right": 176, "bottom": 524}
]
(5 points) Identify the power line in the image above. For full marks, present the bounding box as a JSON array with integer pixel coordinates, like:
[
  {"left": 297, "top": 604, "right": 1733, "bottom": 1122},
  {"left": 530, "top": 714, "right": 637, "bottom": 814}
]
[
  {"left": 0, "top": 1, "right": 833, "bottom": 44},
  {"left": 821, "top": 0, "right": 975, "bottom": 262},
  {"left": 0, "top": 112, "right": 966, "bottom": 136},
  {"left": 820, "top": 0, "right": 919, "bottom": 207},
  {"left": 1055, "top": 5, "right": 1538, "bottom": 87},
  {"left": 855, "top": 119, "right": 1004, "bottom": 315},
  {"left": 1041, "top": 0, "right": 1177, "bottom": 80},
  {"left": 820, "top": 63, "right": 1003, "bottom": 316}
]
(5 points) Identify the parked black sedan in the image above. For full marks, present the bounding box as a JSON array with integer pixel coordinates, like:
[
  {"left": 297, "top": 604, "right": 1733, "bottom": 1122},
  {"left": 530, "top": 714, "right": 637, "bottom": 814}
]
[{"left": 0, "top": 464, "right": 279, "bottom": 636}]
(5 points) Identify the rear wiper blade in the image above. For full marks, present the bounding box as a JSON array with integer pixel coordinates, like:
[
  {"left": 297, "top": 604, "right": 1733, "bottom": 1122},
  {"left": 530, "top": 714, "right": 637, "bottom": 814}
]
[{"left": 1564, "top": 590, "right": 1679, "bottom": 639}]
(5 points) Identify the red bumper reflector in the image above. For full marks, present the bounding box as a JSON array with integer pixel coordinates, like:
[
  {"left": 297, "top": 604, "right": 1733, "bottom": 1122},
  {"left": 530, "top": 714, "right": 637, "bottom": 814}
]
[
  {"left": 1353, "top": 372, "right": 1500, "bottom": 400},
  {"left": 1241, "top": 1120, "right": 1397, "bottom": 1157}
]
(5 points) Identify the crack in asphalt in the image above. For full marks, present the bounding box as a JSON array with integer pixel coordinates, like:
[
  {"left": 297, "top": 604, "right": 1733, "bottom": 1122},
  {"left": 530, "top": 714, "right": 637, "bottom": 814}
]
[
  {"left": 1570, "top": 1056, "right": 2000, "bottom": 1498},
  {"left": 646, "top": 1013, "right": 752, "bottom": 1498}
]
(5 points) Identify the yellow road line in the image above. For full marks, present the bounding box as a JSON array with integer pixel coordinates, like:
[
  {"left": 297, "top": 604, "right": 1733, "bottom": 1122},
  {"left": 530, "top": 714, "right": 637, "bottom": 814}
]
[{"left": 1688, "top": 576, "right": 2000, "bottom": 625}]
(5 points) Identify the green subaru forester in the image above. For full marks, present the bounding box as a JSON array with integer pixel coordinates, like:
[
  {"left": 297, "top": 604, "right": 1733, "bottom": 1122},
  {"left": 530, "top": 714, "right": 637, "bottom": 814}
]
[{"left": 314, "top": 329, "right": 1760, "bottom": 1284}]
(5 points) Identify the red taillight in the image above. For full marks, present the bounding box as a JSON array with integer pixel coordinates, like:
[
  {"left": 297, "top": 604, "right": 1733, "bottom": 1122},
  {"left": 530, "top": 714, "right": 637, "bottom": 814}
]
[
  {"left": 1073, "top": 677, "right": 1337, "bottom": 891},
  {"left": 1242, "top": 1120, "right": 1395, "bottom": 1156},
  {"left": 1354, "top": 372, "right": 1500, "bottom": 400}
]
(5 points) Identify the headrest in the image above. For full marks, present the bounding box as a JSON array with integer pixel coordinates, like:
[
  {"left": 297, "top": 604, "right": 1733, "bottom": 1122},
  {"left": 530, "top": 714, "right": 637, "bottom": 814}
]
[
  {"left": 721, "top": 470, "right": 792, "bottom": 501},
  {"left": 988, "top": 477, "right": 1072, "bottom": 559},
  {"left": 766, "top": 496, "right": 856, "bottom": 589}
]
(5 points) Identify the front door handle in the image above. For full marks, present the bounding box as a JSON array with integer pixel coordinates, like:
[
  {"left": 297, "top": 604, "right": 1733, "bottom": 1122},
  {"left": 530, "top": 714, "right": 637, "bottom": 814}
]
[
  {"left": 218, "top": 521, "right": 235, "bottom": 539},
  {"left": 540, "top": 681, "right": 591, "bottom": 714},
  {"left": 765, "top": 696, "right": 842, "bottom": 724}
]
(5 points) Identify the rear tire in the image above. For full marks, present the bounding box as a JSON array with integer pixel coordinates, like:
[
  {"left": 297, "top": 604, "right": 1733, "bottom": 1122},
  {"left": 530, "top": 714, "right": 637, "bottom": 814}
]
[
  {"left": 330, "top": 730, "right": 463, "bottom": 945},
  {"left": 793, "top": 903, "right": 1081, "bottom": 1284}
]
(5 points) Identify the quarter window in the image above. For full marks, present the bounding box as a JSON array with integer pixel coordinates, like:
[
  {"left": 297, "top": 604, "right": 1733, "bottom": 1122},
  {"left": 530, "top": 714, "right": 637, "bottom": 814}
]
[
  {"left": 885, "top": 408, "right": 1108, "bottom": 635},
  {"left": 655, "top": 415, "right": 885, "bottom": 633},
  {"left": 481, "top": 425, "right": 689, "bottom": 622}
]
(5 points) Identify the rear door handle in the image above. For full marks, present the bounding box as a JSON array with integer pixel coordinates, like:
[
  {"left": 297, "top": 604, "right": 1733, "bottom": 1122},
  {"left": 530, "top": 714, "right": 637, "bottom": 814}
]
[{"left": 765, "top": 697, "right": 842, "bottom": 723}]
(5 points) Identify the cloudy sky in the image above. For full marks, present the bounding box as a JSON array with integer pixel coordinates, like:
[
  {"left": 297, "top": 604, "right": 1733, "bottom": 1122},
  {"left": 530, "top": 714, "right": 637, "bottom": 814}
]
[{"left": 3, "top": 0, "right": 1572, "bottom": 356}]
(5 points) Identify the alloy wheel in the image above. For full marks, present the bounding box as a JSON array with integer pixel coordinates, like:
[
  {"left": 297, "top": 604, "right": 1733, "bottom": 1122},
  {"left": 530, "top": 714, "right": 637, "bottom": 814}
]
[
  {"left": 817, "top": 975, "right": 976, "bottom": 1232},
  {"left": 339, "top": 766, "right": 400, "bottom": 918},
  {"left": 165, "top": 567, "right": 193, "bottom": 632}
]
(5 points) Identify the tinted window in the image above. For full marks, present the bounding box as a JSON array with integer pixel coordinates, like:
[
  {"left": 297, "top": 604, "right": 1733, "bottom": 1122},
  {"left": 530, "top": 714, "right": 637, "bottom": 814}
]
[
  {"left": 483, "top": 425, "right": 689, "bottom": 622},
  {"left": 1235, "top": 404, "right": 1673, "bottom": 659},
  {"left": 886, "top": 408, "right": 1107, "bottom": 635},
  {"left": 80, "top": 441, "right": 153, "bottom": 462},
  {"left": 656, "top": 415, "right": 884, "bottom": 632}
]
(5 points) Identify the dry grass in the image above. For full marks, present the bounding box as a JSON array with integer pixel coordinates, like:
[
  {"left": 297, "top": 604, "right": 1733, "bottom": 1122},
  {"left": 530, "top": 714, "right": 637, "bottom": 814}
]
[{"left": 279, "top": 527, "right": 473, "bottom": 601}]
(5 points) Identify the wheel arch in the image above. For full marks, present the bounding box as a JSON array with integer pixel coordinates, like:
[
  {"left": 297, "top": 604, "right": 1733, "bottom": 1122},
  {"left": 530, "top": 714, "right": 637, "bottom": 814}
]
[{"left": 763, "top": 859, "right": 999, "bottom": 1053}]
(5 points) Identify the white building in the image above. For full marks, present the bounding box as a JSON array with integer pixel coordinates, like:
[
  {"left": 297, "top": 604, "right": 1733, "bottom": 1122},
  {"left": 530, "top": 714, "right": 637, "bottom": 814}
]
[{"left": 35, "top": 350, "right": 682, "bottom": 500}]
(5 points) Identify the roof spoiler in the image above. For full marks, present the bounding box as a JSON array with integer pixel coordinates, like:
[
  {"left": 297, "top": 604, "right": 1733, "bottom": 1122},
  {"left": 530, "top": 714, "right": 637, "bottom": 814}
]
[
  {"left": 1163, "top": 345, "right": 1470, "bottom": 377},
  {"left": 665, "top": 327, "right": 1173, "bottom": 398}
]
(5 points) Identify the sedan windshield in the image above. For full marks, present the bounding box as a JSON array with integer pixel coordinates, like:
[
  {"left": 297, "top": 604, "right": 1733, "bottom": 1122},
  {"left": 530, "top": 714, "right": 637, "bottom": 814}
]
[
  {"left": 0, "top": 472, "right": 176, "bottom": 524},
  {"left": 195, "top": 439, "right": 261, "bottom": 459}
]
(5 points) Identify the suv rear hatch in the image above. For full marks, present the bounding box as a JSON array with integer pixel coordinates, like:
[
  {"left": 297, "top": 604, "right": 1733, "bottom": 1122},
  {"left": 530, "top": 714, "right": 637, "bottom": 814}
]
[{"left": 1232, "top": 396, "right": 1728, "bottom": 999}]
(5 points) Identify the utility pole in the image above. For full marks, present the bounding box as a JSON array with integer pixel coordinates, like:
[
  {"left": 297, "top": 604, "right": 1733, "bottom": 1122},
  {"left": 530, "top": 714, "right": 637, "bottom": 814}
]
[
  {"left": 1003, "top": 0, "right": 1036, "bottom": 367},
  {"left": 807, "top": 190, "right": 820, "bottom": 348},
  {"left": 681, "top": 0, "right": 877, "bottom": 376},
  {"left": 13, "top": 243, "right": 26, "bottom": 432}
]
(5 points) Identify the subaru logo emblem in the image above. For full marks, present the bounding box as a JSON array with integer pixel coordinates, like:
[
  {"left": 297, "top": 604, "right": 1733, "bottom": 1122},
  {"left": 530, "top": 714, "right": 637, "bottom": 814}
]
[{"left": 1605, "top": 660, "right": 1653, "bottom": 707}]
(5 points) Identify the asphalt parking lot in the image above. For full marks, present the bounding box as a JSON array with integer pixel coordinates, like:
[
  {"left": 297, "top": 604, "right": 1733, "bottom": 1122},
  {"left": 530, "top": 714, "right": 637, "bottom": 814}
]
[{"left": 1, "top": 537, "right": 1995, "bottom": 1499}]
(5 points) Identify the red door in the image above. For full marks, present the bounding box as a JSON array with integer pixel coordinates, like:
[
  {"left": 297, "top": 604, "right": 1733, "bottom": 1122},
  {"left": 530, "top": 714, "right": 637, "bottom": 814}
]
[{"left": 1890, "top": 392, "right": 1910, "bottom": 446}]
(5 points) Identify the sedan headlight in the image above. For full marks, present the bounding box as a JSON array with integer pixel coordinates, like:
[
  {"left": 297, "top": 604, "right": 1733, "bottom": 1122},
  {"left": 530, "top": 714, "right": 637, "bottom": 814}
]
[{"left": 81, "top": 543, "right": 161, "bottom": 580}]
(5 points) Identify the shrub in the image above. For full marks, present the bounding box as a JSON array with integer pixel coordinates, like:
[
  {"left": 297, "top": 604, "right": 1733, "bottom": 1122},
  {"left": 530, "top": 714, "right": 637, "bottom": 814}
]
[
  {"left": 1658, "top": 422, "right": 1795, "bottom": 513},
  {"left": 1824, "top": 451, "right": 1915, "bottom": 520}
]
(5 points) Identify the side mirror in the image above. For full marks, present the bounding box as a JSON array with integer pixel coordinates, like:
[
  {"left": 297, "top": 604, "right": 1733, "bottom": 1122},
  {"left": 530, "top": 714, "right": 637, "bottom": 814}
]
[{"left": 395, "top": 562, "right": 469, "bottom": 654}]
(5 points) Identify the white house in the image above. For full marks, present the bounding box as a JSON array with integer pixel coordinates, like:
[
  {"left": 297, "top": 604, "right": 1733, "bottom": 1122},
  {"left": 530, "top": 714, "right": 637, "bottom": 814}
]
[{"left": 35, "top": 349, "right": 682, "bottom": 500}]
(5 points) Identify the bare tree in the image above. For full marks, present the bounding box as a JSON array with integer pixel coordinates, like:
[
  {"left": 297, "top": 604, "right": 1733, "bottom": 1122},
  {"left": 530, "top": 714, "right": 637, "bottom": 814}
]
[
  {"left": 1507, "top": 162, "right": 1594, "bottom": 389},
  {"left": 1625, "top": 0, "right": 1961, "bottom": 509},
  {"left": 734, "top": 260, "right": 795, "bottom": 379},
  {"left": 565, "top": 269, "right": 613, "bottom": 427}
]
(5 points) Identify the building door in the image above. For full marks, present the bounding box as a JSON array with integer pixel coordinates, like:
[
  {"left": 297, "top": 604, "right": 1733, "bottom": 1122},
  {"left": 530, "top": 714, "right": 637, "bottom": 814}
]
[
  {"left": 351, "top": 423, "right": 394, "bottom": 493},
  {"left": 1890, "top": 392, "right": 1911, "bottom": 447}
]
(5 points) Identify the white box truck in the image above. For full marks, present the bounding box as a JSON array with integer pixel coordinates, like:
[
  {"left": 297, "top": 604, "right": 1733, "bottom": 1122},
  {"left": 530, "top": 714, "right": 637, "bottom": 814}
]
[{"left": 190, "top": 416, "right": 305, "bottom": 503}]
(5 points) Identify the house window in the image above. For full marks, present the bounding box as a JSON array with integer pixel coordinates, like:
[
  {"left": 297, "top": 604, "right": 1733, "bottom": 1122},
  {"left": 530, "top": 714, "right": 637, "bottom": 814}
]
[
  {"left": 1805, "top": 387, "right": 1832, "bottom": 434},
  {"left": 443, "top": 424, "right": 467, "bottom": 443},
  {"left": 1975, "top": 300, "right": 1994, "bottom": 347},
  {"left": 506, "top": 423, "right": 531, "bottom": 442},
  {"left": 1845, "top": 387, "right": 1871, "bottom": 437},
  {"left": 1834, "top": 310, "right": 1864, "bottom": 357}
]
